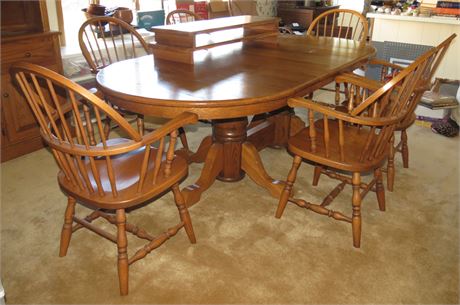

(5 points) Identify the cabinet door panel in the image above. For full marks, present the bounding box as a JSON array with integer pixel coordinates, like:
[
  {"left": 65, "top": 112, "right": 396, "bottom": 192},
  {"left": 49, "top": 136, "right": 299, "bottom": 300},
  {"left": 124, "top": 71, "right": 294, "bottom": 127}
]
[
  {"left": 1, "top": 73, "right": 40, "bottom": 143},
  {"left": 1, "top": 36, "right": 57, "bottom": 73}
]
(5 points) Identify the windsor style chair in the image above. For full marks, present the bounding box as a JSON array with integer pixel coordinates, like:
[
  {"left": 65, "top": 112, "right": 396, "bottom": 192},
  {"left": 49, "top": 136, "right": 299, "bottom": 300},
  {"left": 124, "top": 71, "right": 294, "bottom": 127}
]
[
  {"left": 78, "top": 16, "right": 190, "bottom": 150},
  {"left": 165, "top": 9, "right": 202, "bottom": 24},
  {"left": 333, "top": 34, "right": 456, "bottom": 191},
  {"left": 11, "top": 62, "right": 198, "bottom": 295},
  {"left": 276, "top": 42, "right": 441, "bottom": 247},
  {"left": 306, "top": 9, "right": 369, "bottom": 102},
  {"left": 306, "top": 8, "right": 369, "bottom": 41}
]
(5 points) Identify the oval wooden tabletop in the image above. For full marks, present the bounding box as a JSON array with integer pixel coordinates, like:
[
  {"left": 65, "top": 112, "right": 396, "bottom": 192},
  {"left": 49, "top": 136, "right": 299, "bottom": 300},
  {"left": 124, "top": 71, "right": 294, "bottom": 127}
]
[{"left": 96, "top": 35, "right": 375, "bottom": 119}]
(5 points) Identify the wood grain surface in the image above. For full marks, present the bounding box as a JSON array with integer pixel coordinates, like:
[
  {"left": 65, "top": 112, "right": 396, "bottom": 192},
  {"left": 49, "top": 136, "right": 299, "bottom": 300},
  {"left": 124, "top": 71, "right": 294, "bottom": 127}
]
[{"left": 97, "top": 35, "right": 375, "bottom": 119}]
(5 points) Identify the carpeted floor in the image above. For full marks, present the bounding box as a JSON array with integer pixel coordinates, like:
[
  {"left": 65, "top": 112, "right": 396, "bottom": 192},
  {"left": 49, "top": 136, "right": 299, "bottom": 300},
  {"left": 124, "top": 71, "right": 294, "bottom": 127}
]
[{"left": 1, "top": 104, "right": 459, "bottom": 304}]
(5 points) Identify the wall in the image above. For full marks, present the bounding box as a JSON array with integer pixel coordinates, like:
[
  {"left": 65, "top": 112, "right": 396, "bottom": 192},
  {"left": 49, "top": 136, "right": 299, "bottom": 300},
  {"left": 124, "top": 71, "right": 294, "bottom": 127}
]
[
  {"left": 369, "top": 14, "right": 460, "bottom": 80},
  {"left": 336, "top": 0, "right": 364, "bottom": 12}
]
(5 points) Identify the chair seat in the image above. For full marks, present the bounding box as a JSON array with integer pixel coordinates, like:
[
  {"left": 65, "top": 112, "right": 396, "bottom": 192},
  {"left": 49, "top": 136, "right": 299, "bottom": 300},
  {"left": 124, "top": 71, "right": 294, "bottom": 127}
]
[
  {"left": 288, "top": 120, "right": 388, "bottom": 172},
  {"left": 59, "top": 138, "right": 188, "bottom": 209}
]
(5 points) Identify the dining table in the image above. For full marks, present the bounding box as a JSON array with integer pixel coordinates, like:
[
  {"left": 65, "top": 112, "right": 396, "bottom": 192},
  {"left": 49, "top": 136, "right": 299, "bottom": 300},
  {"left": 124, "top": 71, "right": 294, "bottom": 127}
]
[{"left": 96, "top": 19, "right": 376, "bottom": 207}]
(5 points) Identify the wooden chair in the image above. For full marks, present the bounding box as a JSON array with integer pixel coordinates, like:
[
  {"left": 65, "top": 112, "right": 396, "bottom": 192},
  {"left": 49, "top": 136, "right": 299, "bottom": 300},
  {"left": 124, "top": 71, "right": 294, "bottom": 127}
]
[
  {"left": 79, "top": 16, "right": 151, "bottom": 73},
  {"left": 78, "top": 16, "right": 190, "bottom": 151},
  {"left": 306, "top": 8, "right": 369, "bottom": 42},
  {"left": 306, "top": 9, "right": 369, "bottom": 101},
  {"left": 11, "top": 62, "right": 198, "bottom": 295},
  {"left": 335, "top": 34, "right": 456, "bottom": 191},
  {"left": 276, "top": 43, "right": 441, "bottom": 247},
  {"left": 165, "top": 9, "right": 201, "bottom": 25}
]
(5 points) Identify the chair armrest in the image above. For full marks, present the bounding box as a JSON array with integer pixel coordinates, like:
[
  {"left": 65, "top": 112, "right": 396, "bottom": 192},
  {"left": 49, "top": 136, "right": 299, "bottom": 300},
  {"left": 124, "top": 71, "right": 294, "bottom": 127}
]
[
  {"left": 140, "top": 112, "right": 198, "bottom": 146},
  {"left": 335, "top": 72, "right": 383, "bottom": 92},
  {"left": 369, "top": 58, "right": 405, "bottom": 71},
  {"left": 288, "top": 97, "right": 398, "bottom": 127}
]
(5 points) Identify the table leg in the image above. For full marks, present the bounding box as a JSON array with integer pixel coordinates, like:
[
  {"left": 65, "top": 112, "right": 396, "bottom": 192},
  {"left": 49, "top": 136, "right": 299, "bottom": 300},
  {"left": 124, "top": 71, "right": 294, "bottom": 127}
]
[
  {"left": 182, "top": 115, "right": 289, "bottom": 207},
  {"left": 189, "top": 135, "right": 212, "bottom": 164},
  {"left": 241, "top": 142, "right": 284, "bottom": 199},
  {"left": 176, "top": 135, "right": 212, "bottom": 164},
  {"left": 182, "top": 142, "right": 223, "bottom": 207},
  {"left": 213, "top": 118, "right": 247, "bottom": 182}
]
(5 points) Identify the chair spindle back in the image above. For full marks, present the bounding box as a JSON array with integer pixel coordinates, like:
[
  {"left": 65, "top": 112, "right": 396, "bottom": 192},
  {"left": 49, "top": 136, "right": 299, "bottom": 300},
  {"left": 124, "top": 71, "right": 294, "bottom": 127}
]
[
  {"left": 291, "top": 39, "right": 445, "bottom": 164},
  {"left": 307, "top": 9, "right": 368, "bottom": 43},
  {"left": 79, "top": 16, "right": 151, "bottom": 73},
  {"left": 165, "top": 9, "right": 202, "bottom": 25},
  {"left": 11, "top": 63, "right": 188, "bottom": 198}
]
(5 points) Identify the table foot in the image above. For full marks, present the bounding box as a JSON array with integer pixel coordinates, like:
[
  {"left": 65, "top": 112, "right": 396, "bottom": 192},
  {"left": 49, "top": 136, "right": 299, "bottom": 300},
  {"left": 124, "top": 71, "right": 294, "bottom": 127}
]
[
  {"left": 182, "top": 143, "right": 223, "bottom": 207},
  {"left": 189, "top": 135, "right": 212, "bottom": 164},
  {"left": 176, "top": 135, "right": 212, "bottom": 164},
  {"left": 241, "top": 142, "right": 284, "bottom": 199}
]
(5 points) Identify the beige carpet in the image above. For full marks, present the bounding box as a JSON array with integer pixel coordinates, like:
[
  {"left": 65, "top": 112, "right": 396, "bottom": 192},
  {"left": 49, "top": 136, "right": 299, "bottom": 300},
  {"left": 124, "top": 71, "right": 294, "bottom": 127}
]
[{"left": 1, "top": 108, "right": 459, "bottom": 304}]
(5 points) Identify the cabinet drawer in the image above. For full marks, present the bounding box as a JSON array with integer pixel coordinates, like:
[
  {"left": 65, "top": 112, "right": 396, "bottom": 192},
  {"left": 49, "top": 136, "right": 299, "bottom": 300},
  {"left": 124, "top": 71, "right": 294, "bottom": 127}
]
[{"left": 2, "top": 35, "right": 57, "bottom": 69}]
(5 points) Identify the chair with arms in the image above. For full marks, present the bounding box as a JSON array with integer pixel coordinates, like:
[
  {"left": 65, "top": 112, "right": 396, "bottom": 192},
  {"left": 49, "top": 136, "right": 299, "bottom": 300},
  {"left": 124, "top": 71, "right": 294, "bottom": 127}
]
[
  {"left": 78, "top": 16, "right": 190, "bottom": 151},
  {"left": 165, "top": 9, "right": 202, "bottom": 24},
  {"left": 334, "top": 34, "right": 456, "bottom": 191},
  {"left": 275, "top": 43, "right": 440, "bottom": 247},
  {"left": 11, "top": 62, "right": 198, "bottom": 295}
]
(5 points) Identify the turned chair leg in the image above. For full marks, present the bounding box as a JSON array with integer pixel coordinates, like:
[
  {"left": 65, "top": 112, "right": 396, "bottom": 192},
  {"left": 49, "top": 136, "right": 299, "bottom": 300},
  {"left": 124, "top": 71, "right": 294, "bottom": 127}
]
[
  {"left": 351, "top": 172, "right": 362, "bottom": 248},
  {"left": 343, "top": 83, "right": 349, "bottom": 101},
  {"left": 171, "top": 184, "right": 196, "bottom": 244},
  {"left": 104, "top": 116, "right": 112, "bottom": 139},
  {"left": 116, "top": 209, "right": 129, "bottom": 296},
  {"left": 335, "top": 82, "right": 341, "bottom": 105},
  {"left": 136, "top": 115, "right": 144, "bottom": 136},
  {"left": 59, "top": 196, "right": 76, "bottom": 257},
  {"left": 178, "top": 127, "right": 190, "bottom": 152},
  {"left": 374, "top": 168, "right": 386, "bottom": 212},
  {"left": 276, "top": 155, "right": 302, "bottom": 219},
  {"left": 312, "top": 165, "right": 322, "bottom": 186},
  {"left": 401, "top": 129, "right": 409, "bottom": 168},
  {"left": 387, "top": 134, "right": 395, "bottom": 192}
]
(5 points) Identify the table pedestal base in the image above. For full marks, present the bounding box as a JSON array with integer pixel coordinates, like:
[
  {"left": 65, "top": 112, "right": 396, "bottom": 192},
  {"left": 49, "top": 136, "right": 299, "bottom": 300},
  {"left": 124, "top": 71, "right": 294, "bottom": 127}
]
[{"left": 181, "top": 109, "right": 305, "bottom": 207}]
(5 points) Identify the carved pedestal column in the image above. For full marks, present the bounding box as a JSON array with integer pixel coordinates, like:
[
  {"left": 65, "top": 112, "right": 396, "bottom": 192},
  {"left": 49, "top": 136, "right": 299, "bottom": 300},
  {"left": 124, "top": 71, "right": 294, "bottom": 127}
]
[{"left": 212, "top": 118, "right": 248, "bottom": 182}]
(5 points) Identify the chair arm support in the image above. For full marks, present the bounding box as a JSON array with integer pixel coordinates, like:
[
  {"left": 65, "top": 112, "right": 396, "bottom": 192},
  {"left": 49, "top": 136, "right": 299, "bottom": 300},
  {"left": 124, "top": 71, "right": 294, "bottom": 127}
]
[{"left": 44, "top": 112, "right": 198, "bottom": 157}]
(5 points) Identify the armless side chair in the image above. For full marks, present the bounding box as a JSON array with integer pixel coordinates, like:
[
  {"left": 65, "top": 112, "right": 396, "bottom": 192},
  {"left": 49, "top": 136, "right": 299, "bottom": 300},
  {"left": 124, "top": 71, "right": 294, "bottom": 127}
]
[
  {"left": 276, "top": 42, "right": 442, "bottom": 248},
  {"left": 166, "top": 9, "right": 202, "bottom": 24},
  {"left": 306, "top": 9, "right": 369, "bottom": 101},
  {"left": 11, "top": 62, "right": 198, "bottom": 295},
  {"left": 306, "top": 8, "right": 369, "bottom": 41}
]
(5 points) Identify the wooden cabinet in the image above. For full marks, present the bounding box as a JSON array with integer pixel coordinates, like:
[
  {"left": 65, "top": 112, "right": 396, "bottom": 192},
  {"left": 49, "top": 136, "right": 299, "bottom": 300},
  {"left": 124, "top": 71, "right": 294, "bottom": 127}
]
[
  {"left": 277, "top": 5, "right": 340, "bottom": 29},
  {"left": 1, "top": 1, "right": 63, "bottom": 162}
]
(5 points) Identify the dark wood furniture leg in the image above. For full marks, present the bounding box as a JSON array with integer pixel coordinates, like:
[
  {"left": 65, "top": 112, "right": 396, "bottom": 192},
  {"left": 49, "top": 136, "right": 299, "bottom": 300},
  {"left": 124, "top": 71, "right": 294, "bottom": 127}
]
[{"left": 213, "top": 118, "right": 247, "bottom": 182}]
